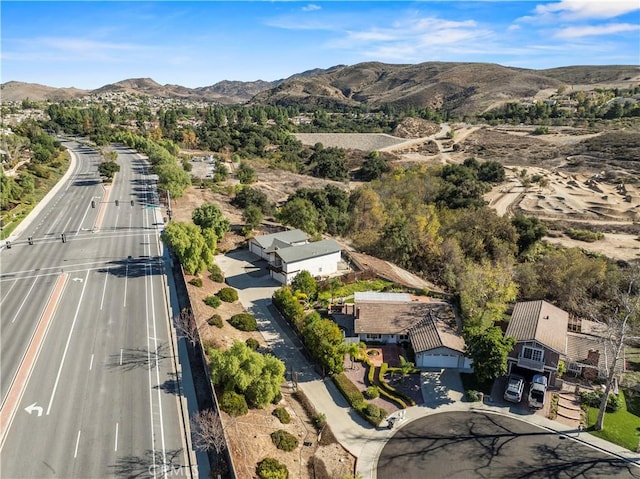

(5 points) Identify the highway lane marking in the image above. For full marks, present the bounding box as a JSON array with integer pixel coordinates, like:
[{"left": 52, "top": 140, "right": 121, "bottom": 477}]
[
  {"left": 115, "top": 422, "right": 119, "bottom": 451},
  {"left": 74, "top": 430, "right": 81, "bottom": 459},
  {"left": 100, "top": 268, "right": 109, "bottom": 310},
  {"left": 124, "top": 261, "right": 128, "bottom": 307},
  {"left": 0, "top": 273, "right": 69, "bottom": 450},
  {"left": 75, "top": 198, "right": 95, "bottom": 237},
  {"left": 144, "top": 248, "right": 157, "bottom": 476},
  {"left": 46, "top": 270, "right": 90, "bottom": 416},
  {"left": 0, "top": 278, "right": 20, "bottom": 306},
  {"left": 120, "top": 349, "right": 123, "bottom": 366},
  {"left": 89, "top": 354, "right": 94, "bottom": 371},
  {"left": 10, "top": 277, "right": 39, "bottom": 323}
]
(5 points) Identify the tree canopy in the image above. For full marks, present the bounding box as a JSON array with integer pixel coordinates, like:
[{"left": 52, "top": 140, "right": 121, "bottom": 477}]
[
  {"left": 161, "top": 222, "right": 217, "bottom": 274},
  {"left": 208, "top": 340, "right": 285, "bottom": 408},
  {"left": 192, "top": 203, "right": 230, "bottom": 238}
]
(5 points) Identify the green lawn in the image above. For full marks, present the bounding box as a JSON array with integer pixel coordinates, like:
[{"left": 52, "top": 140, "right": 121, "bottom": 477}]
[
  {"left": 587, "top": 389, "right": 640, "bottom": 451},
  {"left": 317, "top": 279, "right": 394, "bottom": 302}
]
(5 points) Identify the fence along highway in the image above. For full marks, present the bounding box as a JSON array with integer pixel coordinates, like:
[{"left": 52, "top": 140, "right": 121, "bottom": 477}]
[{"left": 0, "top": 142, "right": 191, "bottom": 478}]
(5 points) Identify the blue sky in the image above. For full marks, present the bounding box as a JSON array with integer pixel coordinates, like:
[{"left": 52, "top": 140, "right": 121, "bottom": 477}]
[{"left": 2, "top": 1, "right": 639, "bottom": 89}]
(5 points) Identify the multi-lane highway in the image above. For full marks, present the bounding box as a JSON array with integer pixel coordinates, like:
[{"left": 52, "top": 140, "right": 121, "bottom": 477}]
[{"left": 0, "top": 142, "right": 192, "bottom": 478}]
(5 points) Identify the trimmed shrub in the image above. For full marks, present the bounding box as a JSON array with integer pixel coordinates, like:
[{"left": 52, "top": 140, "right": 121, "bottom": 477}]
[
  {"left": 208, "top": 264, "right": 225, "bottom": 283},
  {"left": 466, "top": 390, "right": 482, "bottom": 402},
  {"left": 362, "top": 403, "right": 387, "bottom": 426},
  {"left": 580, "top": 390, "right": 623, "bottom": 412},
  {"left": 271, "top": 429, "right": 299, "bottom": 452},
  {"left": 204, "top": 295, "right": 221, "bottom": 308},
  {"left": 208, "top": 314, "right": 223, "bottom": 328},
  {"left": 217, "top": 287, "right": 238, "bottom": 303},
  {"left": 229, "top": 313, "right": 257, "bottom": 332},
  {"left": 188, "top": 277, "right": 203, "bottom": 287},
  {"left": 332, "top": 373, "right": 365, "bottom": 407},
  {"left": 219, "top": 390, "right": 248, "bottom": 417},
  {"left": 365, "top": 386, "right": 380, "bottom": 399},
  {"left": 245, "top": 337, "right": 260, "bottom": 350},
  {"left": 273, "top": 407, "right": 291, "bottom": 424},
  {"left": 256, "top": 458, "right": 288, "bottom": 479},
  {"left": 379, "top": 363, "right": 416, "bottom": 406}
]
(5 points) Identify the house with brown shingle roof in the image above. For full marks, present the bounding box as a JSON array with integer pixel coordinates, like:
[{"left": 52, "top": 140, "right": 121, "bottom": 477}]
[
  {"left": 350, "top": 292, "right": 471, "bottom": 369},
  {"left": 506, "top": 300, "right": 568, "bottom": 384},
  {"left": 506, "top": 301, "right": 624, "bottom": 385}
]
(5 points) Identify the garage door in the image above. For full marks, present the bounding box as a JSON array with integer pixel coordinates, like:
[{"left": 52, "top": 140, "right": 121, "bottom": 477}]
[{"left": 419, "top": 353, "right": 459, "bottom": 368}]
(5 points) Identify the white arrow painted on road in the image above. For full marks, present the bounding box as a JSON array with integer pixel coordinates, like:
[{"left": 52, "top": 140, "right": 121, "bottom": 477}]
[
  {"left": 25, "top": 402, "right": 43, "bottom": 417},
  {"left": 72, "top": 278, "right": 84, "bottom": 283}
]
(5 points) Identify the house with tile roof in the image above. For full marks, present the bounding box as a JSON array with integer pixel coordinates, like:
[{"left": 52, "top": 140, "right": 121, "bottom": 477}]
[{"left": 350, "top": 292, "right": 471, "bottom": 369}]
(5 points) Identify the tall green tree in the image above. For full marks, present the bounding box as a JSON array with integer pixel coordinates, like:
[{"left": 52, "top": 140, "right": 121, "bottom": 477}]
[
  {"left": 464, "top": 326, "right": 516, "bottom": 383},
  {"left": 277, "top": 198, "right": 322, "bottom": 235},
  {"left": 161, "top": 222, "right": 217, "bottom": 274},
  {"left": 192, "top": 203, "right": 231, "bottom": 238},
  {"left": 291, "top": 270, "right": 318, "bottom": 300},
  {"left": 303, "top": 314, "right": 345, "bottom": 376}
]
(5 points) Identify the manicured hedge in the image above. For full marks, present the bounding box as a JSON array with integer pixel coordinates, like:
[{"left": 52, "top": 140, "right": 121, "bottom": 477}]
[
  {"left": 188, "top": 277, "right": 203, "bottom": 287},
  {"left": 332, "top": 373, "right": 387, "bottom": 426},
  {"left": 246, "top": 337, "right": 260, "bottom": 350},
  {"left": 332, "top": 373, "right": 365, "bottom": 408},
  {"left": 379, "top": 363, "right": 416, "bottom": 406}
]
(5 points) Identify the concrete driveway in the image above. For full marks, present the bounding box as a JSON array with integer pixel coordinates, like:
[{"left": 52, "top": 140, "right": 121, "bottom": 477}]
[
  {"left": 215, "top": 249, "right": 376, "bottom": 458},
  {"left": 421, "top": 369, "right": 465, "bottom": 407}
]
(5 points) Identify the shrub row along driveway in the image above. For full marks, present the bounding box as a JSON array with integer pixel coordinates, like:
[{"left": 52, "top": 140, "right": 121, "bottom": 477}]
[
  {"left": 215, "top": 249, "right": 375, "bottom": 458},
  {"left": 377, "top": 411, "right": 640, "bottom": 479}
]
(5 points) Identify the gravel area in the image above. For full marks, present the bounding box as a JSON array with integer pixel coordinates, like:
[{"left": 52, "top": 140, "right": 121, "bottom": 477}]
[{"left": 294, "top": 133, "right": 409, "bottom": 151}]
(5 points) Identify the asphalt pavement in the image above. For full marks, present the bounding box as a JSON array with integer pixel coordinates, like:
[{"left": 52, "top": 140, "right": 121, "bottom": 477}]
[
  {"left": 216, "top": 248, "right": 640, "bottom": 479},
  {"left": 0, "top": 143, "right": 194, "bottom": 478}
]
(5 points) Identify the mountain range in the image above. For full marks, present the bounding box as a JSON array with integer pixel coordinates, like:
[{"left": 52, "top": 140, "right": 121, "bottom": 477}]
[{"left": 2, "top": 62, "right": 638, "bottom": 115}]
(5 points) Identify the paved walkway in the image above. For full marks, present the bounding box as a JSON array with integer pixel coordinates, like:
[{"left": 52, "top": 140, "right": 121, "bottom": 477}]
[{"left": 216, "top": 249, "right": 640, "bottom": 479}]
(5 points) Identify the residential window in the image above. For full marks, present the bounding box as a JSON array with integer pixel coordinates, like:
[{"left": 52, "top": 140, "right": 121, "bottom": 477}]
[
  {"left": 567, "top": 362, "right": 581, "bottom": 373},
  {"left": 522, "top": 346, "right": 543, "bottom": 362},
  {"left": 367, "top": 334, "right": 381, "bottom": 340}
]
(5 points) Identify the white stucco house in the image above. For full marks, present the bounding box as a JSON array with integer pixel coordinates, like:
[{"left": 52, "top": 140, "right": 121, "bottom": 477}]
[
  {"left": 248, "top": 229, "right": 342, "bottom": 284},
  {"left": 248, "top": 229, "right": 309, "bottom": 261},
  {"left": 349, "top": 292, "right": 471, "bottom": 370}
]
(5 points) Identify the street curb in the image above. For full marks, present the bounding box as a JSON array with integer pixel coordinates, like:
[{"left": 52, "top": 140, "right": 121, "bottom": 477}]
[{"left": 6, "top": 141, "right": 78, "bottom": 244}]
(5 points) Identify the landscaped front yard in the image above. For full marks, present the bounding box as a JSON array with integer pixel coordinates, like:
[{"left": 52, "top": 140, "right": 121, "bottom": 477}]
[{"left": 587, "top": 389, "right": 640, "bottom": 451}]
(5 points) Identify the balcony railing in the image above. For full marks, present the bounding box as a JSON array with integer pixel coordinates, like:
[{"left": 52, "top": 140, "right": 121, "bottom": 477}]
[{"left": 517, "top": 356, "right": 545, "bottom": 372}]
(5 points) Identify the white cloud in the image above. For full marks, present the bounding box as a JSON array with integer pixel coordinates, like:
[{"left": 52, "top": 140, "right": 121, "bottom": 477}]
[
  {"left": 534, "top": 0, "right": 639, "bottom": 20},
  {"left": 301, "top": 4, "right": 321, "bottom": 12},
  {"left": 555, "top": 22, "right": 640, "bottom": 38}
]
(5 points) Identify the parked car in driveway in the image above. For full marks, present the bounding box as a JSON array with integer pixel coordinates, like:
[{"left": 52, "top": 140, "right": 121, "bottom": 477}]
[
  {"left": 504, "top": 374, "right": 525, "bottom": 403},
  {"left": 528, "top": 374, "right": 548, "bottom": 409}
]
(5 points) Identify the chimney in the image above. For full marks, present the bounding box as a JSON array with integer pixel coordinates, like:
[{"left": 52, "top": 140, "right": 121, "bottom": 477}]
[{"left": 586, "top": 349, "right": 600, "bottom": 366}]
